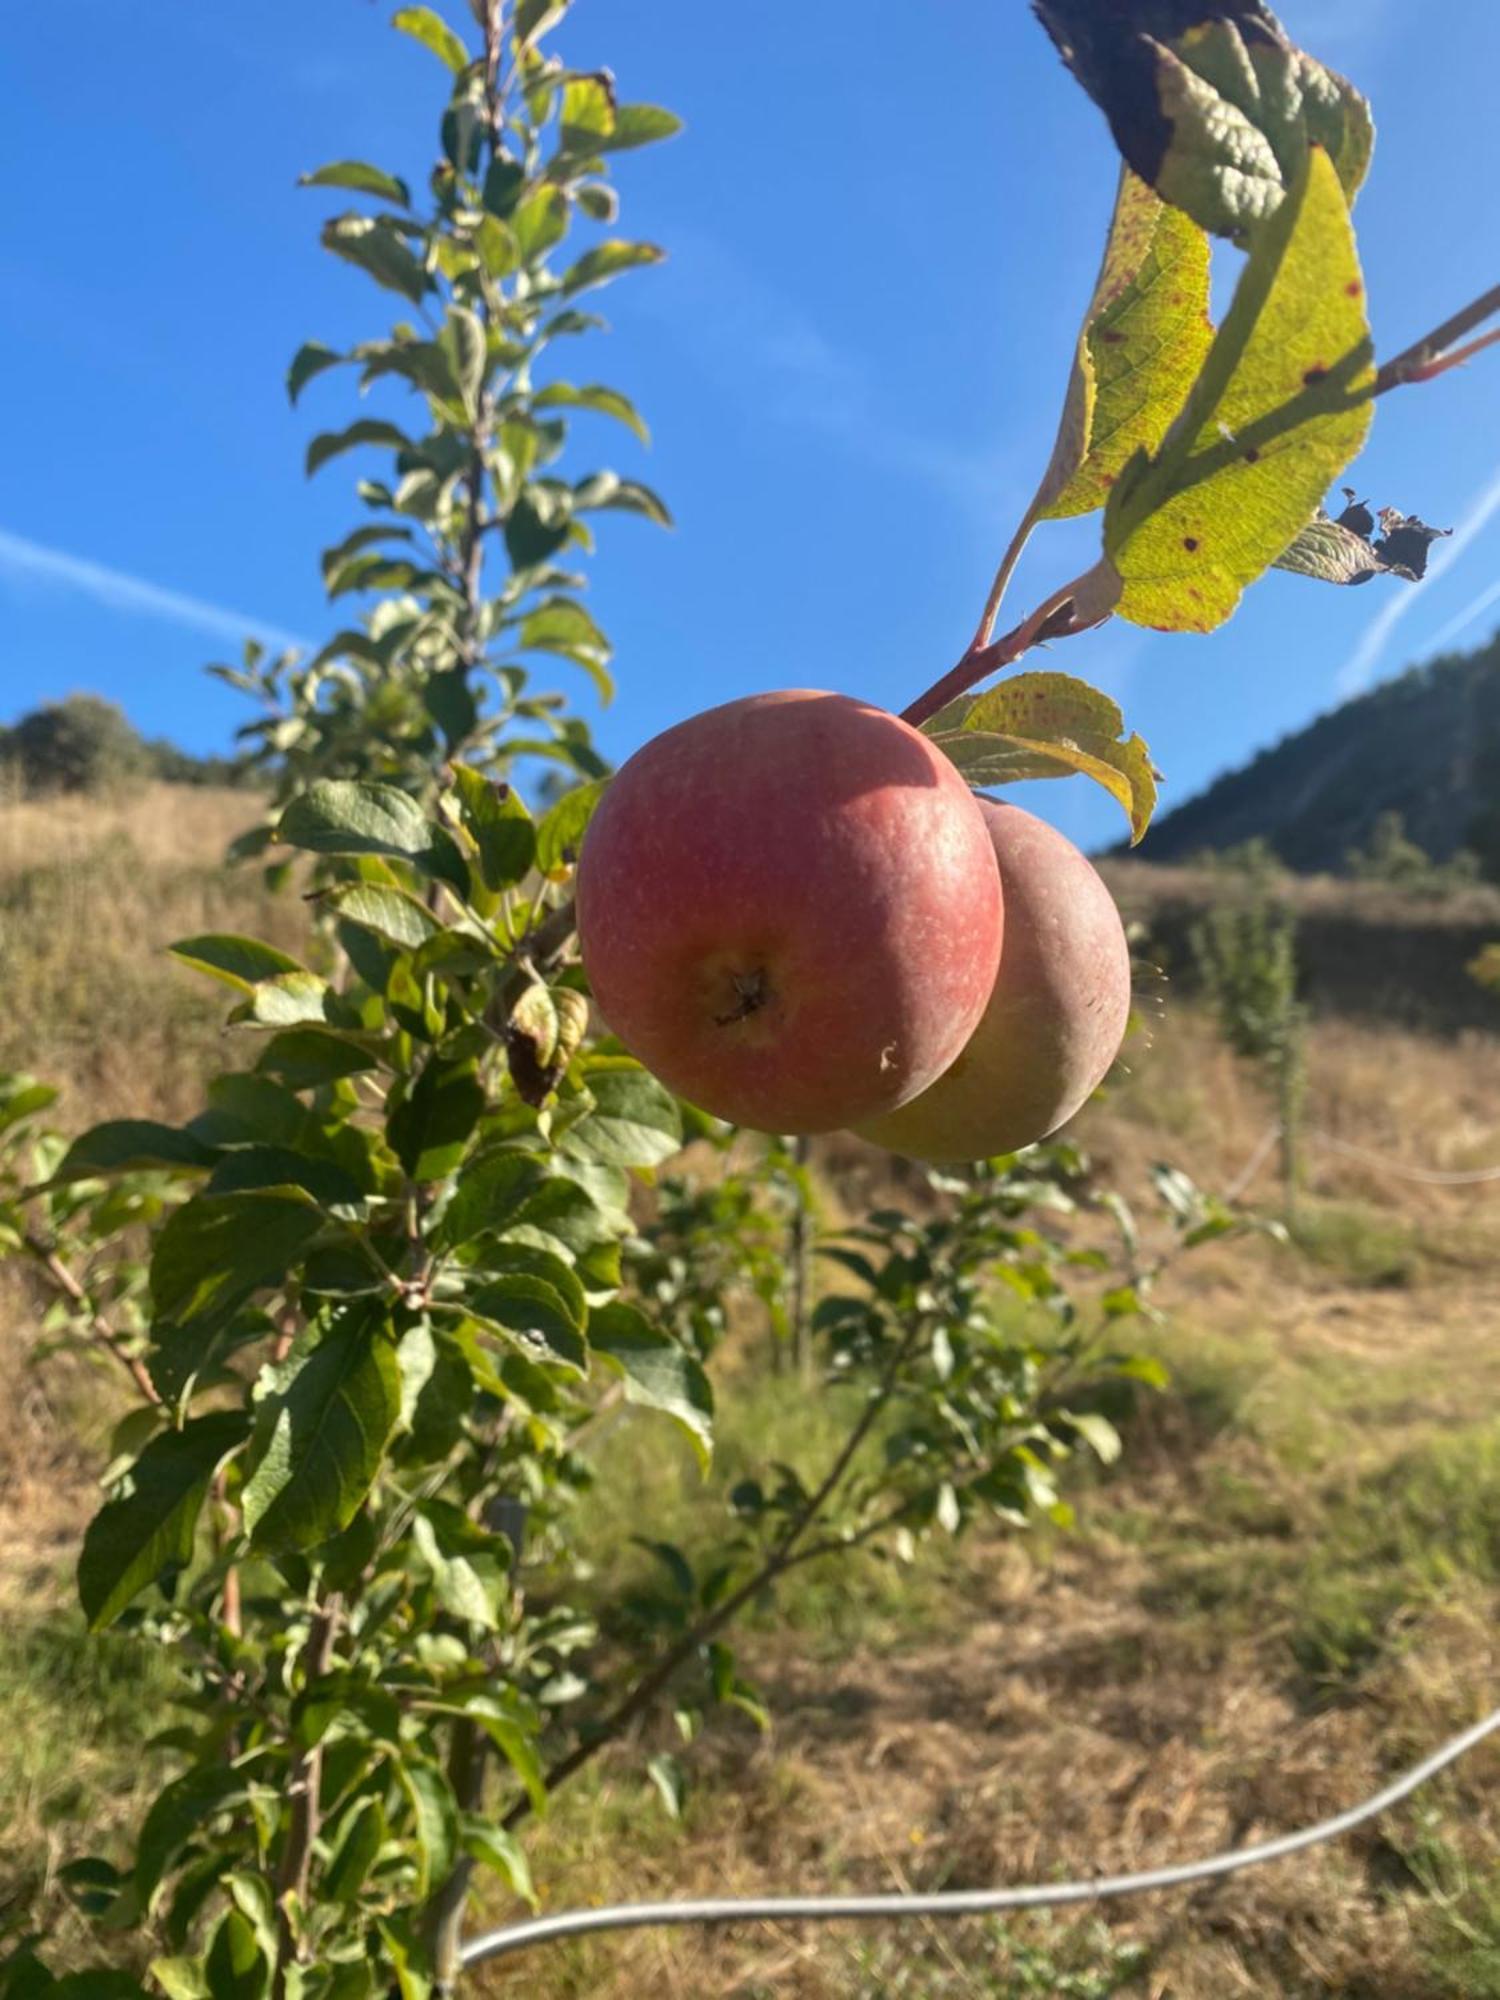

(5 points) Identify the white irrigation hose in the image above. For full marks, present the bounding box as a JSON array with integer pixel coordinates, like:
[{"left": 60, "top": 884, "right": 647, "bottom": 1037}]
[
  {"left": 1310, "top": 1132, "right": 1500, "bottom": 1186},
  {"left": 460, "top": 1703, "right": 1500, "bottom": 1969},
  {"left": 1226, "top": 1124, "right": 1500, "bottom": 1195}
]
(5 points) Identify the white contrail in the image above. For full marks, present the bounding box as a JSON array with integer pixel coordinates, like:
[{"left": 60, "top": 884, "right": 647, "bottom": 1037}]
[
  {"left": 1334, "top": 463, "right": 1500, "bottom": 696},
  {"left": 1417, "top": 573, "right": 1500, "bottom": 659},
  {"left": 0, "top": 527, "right": 310, "bottom": 657}
]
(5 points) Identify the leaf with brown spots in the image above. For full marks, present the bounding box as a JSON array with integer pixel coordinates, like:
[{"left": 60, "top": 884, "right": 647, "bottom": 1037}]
[
  {"left": 1104, "top": 145, "right": 1374, "bottom": 633},
  {"left": 925, "top": 672, "right": 1158, "bottom": 844},
  {"left": 1035, "top": 169, "right": 1215, "bottom": 522}
]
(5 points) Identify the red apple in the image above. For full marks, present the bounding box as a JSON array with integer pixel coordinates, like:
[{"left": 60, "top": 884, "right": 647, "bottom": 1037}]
[
  {"left": 575, "top": 690, "right": 1004, "bottom": 1134},
  {"left": 856, "top": 799, "right": 1130, "bottom": 1161}
]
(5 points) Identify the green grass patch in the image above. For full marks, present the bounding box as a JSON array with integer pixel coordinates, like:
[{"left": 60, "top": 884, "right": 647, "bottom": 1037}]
[
  {"left": 0, "top": 1610, "right": 179, "bottom": 1892},
  {"left": 1287, "top": 1199, "right": 1423, "bottom": 1288}
]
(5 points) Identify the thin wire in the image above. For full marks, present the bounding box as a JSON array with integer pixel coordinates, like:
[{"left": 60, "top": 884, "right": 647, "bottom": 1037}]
[
  {"left": 1223, "top": 1124, "right": 1500, "bottom": 1194},
  {"left": 1310, "top": 1132, "right": 1500, "bottom": 1187},
  {"left": 460, "top": 1703, "right": 1500, "bottom": 1969}
]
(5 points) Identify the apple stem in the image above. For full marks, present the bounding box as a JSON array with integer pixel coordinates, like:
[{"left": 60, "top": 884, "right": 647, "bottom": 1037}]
[
  {"left": 900, "top": 575, "right": 1086, "bottom": 730},
  {"left": 1374, "top": 280, "right": 1500, "bottom": 395}
]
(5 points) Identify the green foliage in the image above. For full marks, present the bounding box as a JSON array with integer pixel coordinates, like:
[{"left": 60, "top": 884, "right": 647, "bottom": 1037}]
[
  {"left": 1189, "top": 884, "right": 1305, "bottom": 1212},
  {"left": 1346, "top": 810, "right": 1482, "bottom": 892},
  {"left": 215, "top": 0, "right": 675, "bottom": 830},
  {"left": 7, "top": 0, "right": 1482, "bottom": 1991}
]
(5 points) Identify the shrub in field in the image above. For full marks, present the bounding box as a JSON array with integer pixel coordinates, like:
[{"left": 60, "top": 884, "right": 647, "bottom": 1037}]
[
  {"left": 2, "top": 696, "right": 150, "bottom": 799},
  {"left": 1190, "top": 889, "right": 1306, "bottom": 1215},
  {"left": 3, "top": 0, "right": 1499, "bottom": 1993}
]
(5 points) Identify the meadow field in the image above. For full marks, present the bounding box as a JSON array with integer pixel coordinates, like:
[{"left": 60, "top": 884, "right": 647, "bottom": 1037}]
[{"left": 3, "top": 786, "right": 1500, "bottom": 1998}]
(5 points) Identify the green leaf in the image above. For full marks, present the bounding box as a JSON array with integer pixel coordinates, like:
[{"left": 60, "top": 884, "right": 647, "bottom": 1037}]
[
  {"left": 391, "top": 1057, "right": 484, "bottom": 1182},
  {"left": 328, "top": 882, "right": 440, "bottom": 951},
  {"left": 242, "top": 1312, "right": 402, "bottom": 1553},
  {"left": 468, "top": 1272, "right": 587, "bottom": 1375},
  {"left": 562, "top": 1060, "right": 682, "bottom": 1169},
  {"left": 233, "top": 970, "right": 354, "bottom": 1029},
  {"left": 170, "top": 934, "right": 307, "bottom": 995},
  {"left": 151, "top": 1190, "right": 326, "bottom": 1336},
  {"left": 256, "top": 1029, "right": 378, "bottom": 1089},
  {"left": 0, "top": 1074, "right": 59, "bottom": 1133},
  {"left": 149, "top": 1961, "right": 207, "bottom": 2000},
  {"left": 461, "top": 1817, "right": 537, "bottom": 1907},
  {"left": 1036, "top": 170, "right": 1212, "bottom": 521},
  {"left": 206, "top": 1145, "right": 364, "bottom": 1210},
  {"left": 590, "top": 1302, "right": 714, "bottom": 1470},
  {"left": 559, "top": 73, "right": 616, "bottom": 154},
  {"left": 278, "top": 780, "right": 468, "bottom": 890},
  {"left": 204, "top": 1909, "right": 268, "bottom": 2000},
  {"left": 560, "top": 240, "right": 664, "bottom": 296},
  {"left": 452, "top": 766, "right": 536, "bottom": 890},
  {"left": 572, "top": 471, "right": 673, "bottom": 526},
  {"left": 517, "top": 596, "right": 610, "bottom": 660},
  {"left": 444, "top": 1691, "right": 546, "bottom": 1813},
  {"left": 433, "top": 1148, "right": 544, "bottom": 1251},
  {"left": 392, "top": 4, "right": 470, "bottom": 72},
  {"left": 323, "top": 1798, "right": 387, "bottom": 1904},
  {"left": 396, "top": 1760, "right": 459, "bottom": 1899},
  {"left": 53, "top": 1119, "right": 215, "bottom": 1183},
  {"left": 300, "top": 160, "right": 410, "bottom": 205},
  {"left": 1105, "top": 144, "right": 1373, "bottom": 634},
  {"left": 444, "top": 308, "right": 487, "bottom": 412},
  {"left": 306, "top": 418, "right": 411, "bottom": 477},
  {"left": 535, "top": 777, "right": 606, "bottom": 875},
  {"left": 926, "top": 672, "right": 1158, "bottom": 844},
  {"left": 647, "top": 1751, "right": 686, "bottom": 1820},
  {"left": 287, "top": 341, "right": 344, "bottom": 405},
  {"left": 511, "top": 185, "right": 569, "bottom": 263},
  {"left": 1034, "top": 1, "right": 1373, "bottom": 240},
  {"left": 597, "top": 104, "right": 683, "bottom": 153},
  {"left": 532, "top": 380, "right": 649, "bottom": 444},
  {"left": 78, "top": 1411, "right": 249, "bottom": 1629},
  {"left": 1061, "top": 1409, "right": 1123, "bottom": 1465},
  {"left": 411, "top": 1511, "right": 497, "bottom": 1629},
  {"left": 321, "top": 215, "right": 428, "bottom": 305},
  {"left": 515, "top": 0, "right": 570, "bottom": 50},
  {"left": 136, "top": 1764, "right": 253, "bottom": 1902},
  {"left": 482, "top": 157, "right": 525, "bottom": 219}
]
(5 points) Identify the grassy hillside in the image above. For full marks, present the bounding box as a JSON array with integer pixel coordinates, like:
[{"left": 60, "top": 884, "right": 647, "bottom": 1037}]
[
  {"left": 5, "top": 788, "right": 1500, "bottom": 1997},
  {"left": 1135, "top": 635, "right": 1500, "bottom": 874}
]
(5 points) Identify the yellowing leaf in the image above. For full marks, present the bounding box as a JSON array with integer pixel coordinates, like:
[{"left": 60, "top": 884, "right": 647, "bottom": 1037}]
[
  {"left": 925, "top": 672, "right": 1158, "bottom": 845},
  {"left": 1037, "top": 170, "right": 1213, "bottom": 521},
  {"left": 1105, "top": 145, "right": 1373, "bottom": 635}
]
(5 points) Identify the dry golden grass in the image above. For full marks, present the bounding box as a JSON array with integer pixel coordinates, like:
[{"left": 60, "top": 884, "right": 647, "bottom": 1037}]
[
  {"left": 0, "top": 782, "right": 304, "bottom": 1123},
  {"left": 4, "top": 788, "right": 1500, "bottom": 1997}
]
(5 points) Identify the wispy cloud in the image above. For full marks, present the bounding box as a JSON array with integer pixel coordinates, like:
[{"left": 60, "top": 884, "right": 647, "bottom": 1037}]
[
  {"left": 0, "top": 527, "right": 309, "bottom": 656},
  {"left": 1420, "top": 574, "right": 1500, "bottom": 658},
  {"left": 645, "top": 229, "right": 1018, "bottom": 509},
  {"left": 1334, "top": 463, "right": 1500, "bottom": 696}
]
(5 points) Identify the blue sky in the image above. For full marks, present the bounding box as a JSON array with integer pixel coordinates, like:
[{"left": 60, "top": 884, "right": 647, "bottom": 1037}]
[{"left": 2, "top": 0, "right": 1498, "bottom": 852}]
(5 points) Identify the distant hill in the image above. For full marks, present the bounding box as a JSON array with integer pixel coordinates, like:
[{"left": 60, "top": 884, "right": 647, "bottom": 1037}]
[
  {"left": 1136, "top": 633, "right": 1500, "bottom": 875},
  {"left": 0, "top": 693, "right": 252, "bottom": 797}
]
